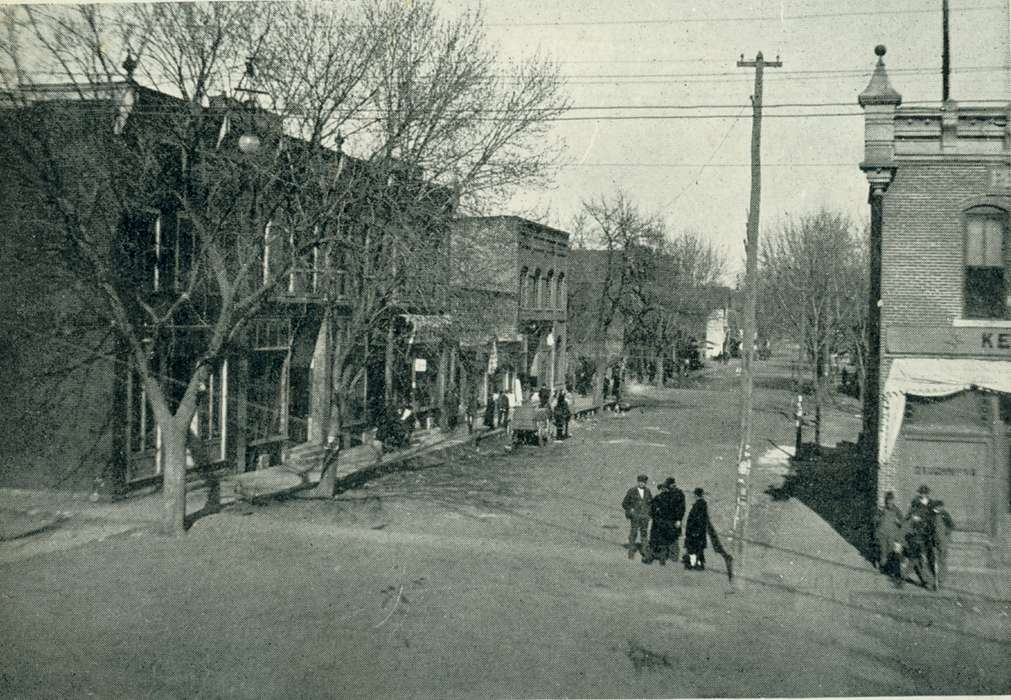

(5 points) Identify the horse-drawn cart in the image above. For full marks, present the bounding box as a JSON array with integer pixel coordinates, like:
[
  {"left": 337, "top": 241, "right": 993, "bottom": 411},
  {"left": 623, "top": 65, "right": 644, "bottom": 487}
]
[{"left": 511, "top": 404, "right": 552, "bottom": 446}]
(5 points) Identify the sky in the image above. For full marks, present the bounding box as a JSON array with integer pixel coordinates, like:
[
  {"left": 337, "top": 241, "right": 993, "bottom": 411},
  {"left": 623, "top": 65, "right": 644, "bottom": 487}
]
[{"left": 437, "top": 0, "right": 1011, "bottom": 277}]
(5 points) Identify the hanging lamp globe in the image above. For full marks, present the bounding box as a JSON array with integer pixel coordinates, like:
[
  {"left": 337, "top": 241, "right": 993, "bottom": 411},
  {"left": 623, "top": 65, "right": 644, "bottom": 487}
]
[{"left": 238, "top": 133, "right": 261, "bottom": 154}]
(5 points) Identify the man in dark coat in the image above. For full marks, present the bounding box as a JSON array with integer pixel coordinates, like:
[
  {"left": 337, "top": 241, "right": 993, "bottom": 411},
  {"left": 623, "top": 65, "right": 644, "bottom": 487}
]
[
  {"left": 497, "top": 390, "right": 511, "bottom": 430},
  {"left": 538, "top": 385, "right": 551, "bottom": 409},
  {"left": 874, "top": 491, "right": 906, "bottom": 585},
  {"left": 483, "top": 391, "right": 498, "bottom": 430},
  {"left": 646, "top": 477, "right": 686, "bottom": 565},
  {"left": 621, "top": 474, "right": 652, "bottom": 561},
  {"left": 684, "top": 487, "right": 711, "bottom": 570},
  {"left": 905, "top": 484, "right": 938, "bottom": 589},
  {"left": 554, "top": 391, "right": 571, "bottom": 440}
]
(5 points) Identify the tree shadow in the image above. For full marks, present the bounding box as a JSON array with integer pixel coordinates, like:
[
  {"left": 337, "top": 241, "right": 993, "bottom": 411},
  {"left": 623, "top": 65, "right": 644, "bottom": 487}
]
[
  {"left": 184, "top": 473, "right": 224, "bottom": 530},
  {"left": 765, "top": 441, "right": 878, "bottom": 565}
]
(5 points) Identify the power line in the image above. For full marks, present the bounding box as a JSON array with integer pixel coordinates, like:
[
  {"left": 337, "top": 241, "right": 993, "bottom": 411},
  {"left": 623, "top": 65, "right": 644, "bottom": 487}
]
[
  {"left": 485, "top": 4, "right": 1004, "bottom": 28},
  {"left": 659, "top": 107, "right": 747, "bottom": 211},
  {"left": 561, "top": 162, "right": 858, "bottom": 168}
]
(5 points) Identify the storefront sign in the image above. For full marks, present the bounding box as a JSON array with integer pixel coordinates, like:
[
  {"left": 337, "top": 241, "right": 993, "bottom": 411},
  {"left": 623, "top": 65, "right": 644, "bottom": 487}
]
[{"left": 886, "top": 325, "right": 1011, "bottom": 356}]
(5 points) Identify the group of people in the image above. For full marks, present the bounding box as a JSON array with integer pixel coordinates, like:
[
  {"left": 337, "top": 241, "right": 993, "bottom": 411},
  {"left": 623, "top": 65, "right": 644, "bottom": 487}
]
[
  {"left": 874, "top": 484, "right": 955, "bottom": 591},
  {"left": 621, "top": 475, "right": 726, "bottom": 569},
  {"left": 475, "top": 386, "right": 573, "bottom": 440}
]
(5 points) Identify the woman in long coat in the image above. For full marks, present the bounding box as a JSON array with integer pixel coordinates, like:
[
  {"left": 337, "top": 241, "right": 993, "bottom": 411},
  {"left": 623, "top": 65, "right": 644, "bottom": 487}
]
[
  {"left": 647, "top": 478, "right": 686, "bottom": 565},
  {"left": 684, "top": 487, "right": 710, "bottom": 570},
  {"left": 875, "top": 491, "right": 905, "bottom": 584}
]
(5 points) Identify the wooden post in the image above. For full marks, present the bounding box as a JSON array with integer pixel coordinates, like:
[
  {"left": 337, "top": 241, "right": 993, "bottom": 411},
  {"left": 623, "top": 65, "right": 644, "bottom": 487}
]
[
  {"left": 437, "top": 344, "right": 449, "bottom": 430},
  {"left": 732, "top": 51, "right": 782, "bottom": 576},
  {"left": 235, "top": 354, "right": 249, "bottom": 473}
]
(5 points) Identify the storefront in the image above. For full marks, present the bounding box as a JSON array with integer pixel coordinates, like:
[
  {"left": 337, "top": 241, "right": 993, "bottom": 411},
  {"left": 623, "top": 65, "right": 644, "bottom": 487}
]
[{"left": 879, "top": 331, "right": 1011, "bottom": 564}]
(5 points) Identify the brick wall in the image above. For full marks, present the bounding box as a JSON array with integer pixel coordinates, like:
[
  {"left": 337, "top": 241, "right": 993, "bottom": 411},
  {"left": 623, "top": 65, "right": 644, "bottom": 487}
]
[{"left": 880, "top": 161, "right": 993, "bottom": 328}]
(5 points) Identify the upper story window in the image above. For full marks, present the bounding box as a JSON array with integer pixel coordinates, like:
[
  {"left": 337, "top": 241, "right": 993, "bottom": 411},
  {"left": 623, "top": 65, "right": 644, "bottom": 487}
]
[
  {"left": 546, "top": 270, "right": 555, "bottom": 309},
  {"left": 519, "top": 268, "right": 529, "bottom": 308},
  {"left": 964, "top": 206, "right": 1007, "bottom": 319}
]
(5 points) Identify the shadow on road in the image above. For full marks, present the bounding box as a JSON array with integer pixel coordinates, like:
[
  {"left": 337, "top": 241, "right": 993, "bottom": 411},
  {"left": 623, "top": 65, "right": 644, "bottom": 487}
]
[{"left": 765, "top": 442, "right": 878, "bottom": 565}]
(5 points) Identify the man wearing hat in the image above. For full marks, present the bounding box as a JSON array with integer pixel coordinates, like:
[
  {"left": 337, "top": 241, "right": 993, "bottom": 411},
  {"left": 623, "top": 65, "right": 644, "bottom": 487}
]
[
  {"left": 646, "top": 477, "right": 686, "bottom": 566},
  {"left": 621, "top": 474, "right": 653, "bottom": 561},
  {"left": 905, "top": 485, "right": 938, "bottom": 589},
  {"left": 684, "top": 487, "right": 711, "bottom": 570}
]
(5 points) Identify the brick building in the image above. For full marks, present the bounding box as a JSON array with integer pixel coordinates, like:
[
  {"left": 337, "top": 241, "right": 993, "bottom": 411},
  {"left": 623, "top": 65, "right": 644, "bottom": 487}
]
[
  {"left": 450, "top": 216, "right": 569, "bottom": 406},
  {"left": 858, "top": 46, "right": 1011, "bottom": 565},
  {"left": 0, "top": 79, "right": 450, "bottom": 494}
]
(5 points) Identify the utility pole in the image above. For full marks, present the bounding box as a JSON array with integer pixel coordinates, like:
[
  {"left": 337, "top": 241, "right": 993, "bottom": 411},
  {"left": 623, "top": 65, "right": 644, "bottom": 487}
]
[{"left": 731, "top": 51, "right": 781, "bottom": 580}]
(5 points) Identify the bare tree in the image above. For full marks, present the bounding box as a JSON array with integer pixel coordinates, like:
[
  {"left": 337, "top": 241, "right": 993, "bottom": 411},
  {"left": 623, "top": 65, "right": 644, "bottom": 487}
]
[
  {"left": 567, "top": 191, "right": 656, "bottom": 405},
  {"left": 759, "top": 209, "right": 868, "bottom": 446},
  {"left": 1, "top": 0, "right": 568, "bottom": 530},
  {"left": 625, "top": 229, "right": 727, "bottom": 385}
]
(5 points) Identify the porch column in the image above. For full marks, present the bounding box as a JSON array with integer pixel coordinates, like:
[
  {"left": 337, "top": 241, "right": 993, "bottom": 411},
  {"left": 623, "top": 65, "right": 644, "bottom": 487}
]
[{"left": 235, "top": 355, "right": 249, "bottom": 473}]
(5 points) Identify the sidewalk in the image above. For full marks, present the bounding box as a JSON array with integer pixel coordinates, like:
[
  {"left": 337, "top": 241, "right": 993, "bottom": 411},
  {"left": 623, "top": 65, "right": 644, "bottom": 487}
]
[
  {"left": 740, "top": 444, "right": 1011, "bottom": 642},
  {"left": 230, "top": 393, "right": 610, "bottom": 501},
  {"left": 0, "top": 395, "right": 613, "bottom": 560}
]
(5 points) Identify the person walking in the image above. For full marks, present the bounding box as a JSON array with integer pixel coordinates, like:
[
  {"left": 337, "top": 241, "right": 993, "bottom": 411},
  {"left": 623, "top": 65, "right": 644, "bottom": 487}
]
[
  {"left": 684, "top": 487, "right": 711, "bottom": 570},
  {"left": 647, "top": 477, "right": 686, "bottom": 566},
  {"left": 465, "top": 391, "right": 478, "bottom": 435},
  {"left": 905, "top": 484, "right": 938, "bottom": 589},
  {"left": 538, "top": 385, "right": 551, "bottom": 409},
  {"left": 931, "top": 499, "right": 955, "bottom": 591},
  {"left": 554, "top": 391, "right": 571, "bottom": 440},
  {"left": 622, "top": 474, "right": 653, "bottom": 561},
  {"left": 497, "top": 389, "right": 511, "bottom": 431},
  {"left": 483, "top": 391, "right": 498, "bottom": 430},
  {"left": 875, "top": 491, "right": 906, "bottom": 586}
]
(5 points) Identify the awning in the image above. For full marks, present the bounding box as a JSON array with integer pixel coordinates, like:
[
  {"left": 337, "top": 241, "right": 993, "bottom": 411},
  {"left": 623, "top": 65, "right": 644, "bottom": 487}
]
[
  {"left": 400, "top": 314, "right": 451, "bottom": 345},
  {"left": 880, "top": 357, "right": 1011, "bottom": 464}
]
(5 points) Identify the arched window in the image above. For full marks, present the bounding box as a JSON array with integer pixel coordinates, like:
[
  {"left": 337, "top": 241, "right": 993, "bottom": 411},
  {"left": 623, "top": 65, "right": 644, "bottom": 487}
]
[
  {"left": 556, "top": 272, "right": 566, "bottom": 311},
  {"left": 533, "top": 268, "right": 542, "bottom": 308},
  {"left": 519, "top": 267, "right": 529, "bottom": 309},
  {"left": 546, "top": 270, "right": 555, "bottom": 309},
  {"left": 964, "top": 205, "right": 1008, "bottom": 319}
]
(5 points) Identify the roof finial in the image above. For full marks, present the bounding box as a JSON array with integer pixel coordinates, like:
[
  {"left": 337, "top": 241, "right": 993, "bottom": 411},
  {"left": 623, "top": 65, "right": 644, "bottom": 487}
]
[{"left": 859, "top": 45, "right": 902, "bottom": 107}]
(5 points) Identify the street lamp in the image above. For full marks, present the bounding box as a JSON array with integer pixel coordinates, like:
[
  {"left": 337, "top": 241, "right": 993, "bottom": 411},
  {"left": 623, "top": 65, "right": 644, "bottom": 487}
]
[
  {"left": 235, "top": 57, "right": 271, "bottom": 155},
  {"left": 238, "top": 133, "right": 261, "bottom": 155}
]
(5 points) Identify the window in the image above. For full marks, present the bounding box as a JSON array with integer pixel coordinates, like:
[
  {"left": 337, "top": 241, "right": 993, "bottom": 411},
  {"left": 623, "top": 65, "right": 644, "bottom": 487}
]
[
  {"left": 557, "top": 273, "right": 566, "bottom": 310},
  {"left": 964, "top": 208, "right": 1007, "bottom": 319},
  {"left": 519, "top": 268, "right": 529, "bottom": 308},
  {"left": 547, "top": 271, "right": 555, "bottom": 309},
  {"left": 532, "top": 269, "right": 542, "bottom": 308}
]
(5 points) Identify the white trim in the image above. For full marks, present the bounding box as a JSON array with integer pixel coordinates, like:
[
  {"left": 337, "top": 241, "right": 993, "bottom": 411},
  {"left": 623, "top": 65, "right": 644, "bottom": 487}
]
[
  {"left": 153, "top": 215, "right": 162, "bottom": 292},
  {"left": 220, "top": 359, "right": 228, "bottom": 460},
  {"left": 263, "top": 221, "right": 273, "bottom": 287},
  {"left": 951, "top": 319, "right": 1011, "bottom": 328}
]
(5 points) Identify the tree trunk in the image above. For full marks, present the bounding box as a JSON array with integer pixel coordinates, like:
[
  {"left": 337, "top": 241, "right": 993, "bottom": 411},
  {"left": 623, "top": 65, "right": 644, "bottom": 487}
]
[
  {"left": 813, "top": 342, "right": 827, "bottom": 451},
  {"left": 161, "top": 420, "right": 188, "bottom": 536},
  {"left": 437, "top": 344, "right": 449, "bottom": 430},
  {"left": 592, "top": 354, "right": 607, "bottom": 406},
  {"left": 654, "top": 353, "right": 664, "bottom": 387}
]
